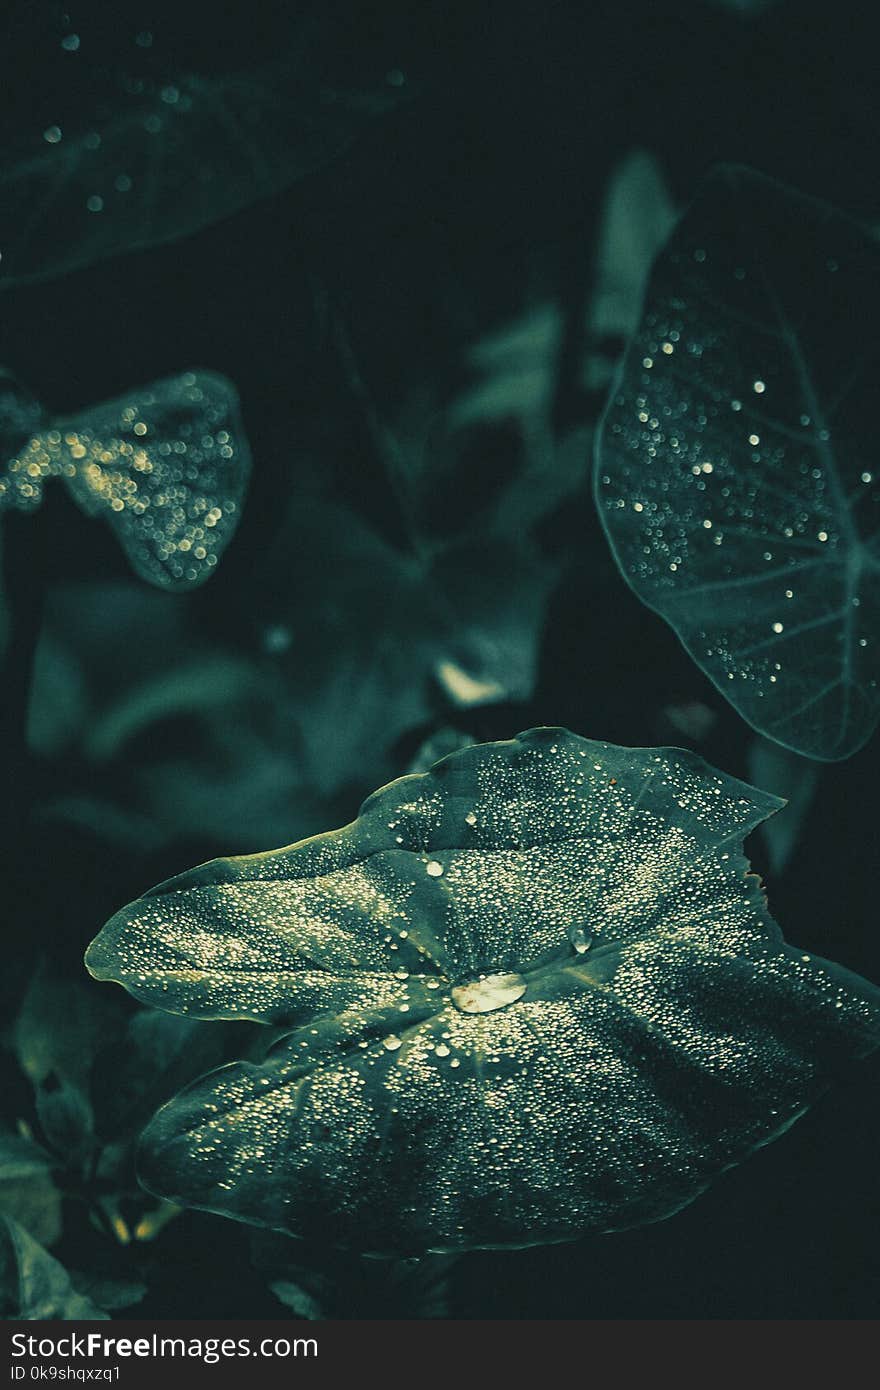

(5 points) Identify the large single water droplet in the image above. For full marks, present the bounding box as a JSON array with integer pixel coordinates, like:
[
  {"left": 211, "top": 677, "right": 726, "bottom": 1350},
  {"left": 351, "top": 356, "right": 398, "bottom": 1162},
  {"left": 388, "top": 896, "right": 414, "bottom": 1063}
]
[
  {"left": 570, "top": 926, "right": 592, "bottom": 955},
  {"left": 425, "top": 860, "right": 444, "bottom": 877},
  {"left": 451, "top": 972, "right": 527, "bottom": 1015}
]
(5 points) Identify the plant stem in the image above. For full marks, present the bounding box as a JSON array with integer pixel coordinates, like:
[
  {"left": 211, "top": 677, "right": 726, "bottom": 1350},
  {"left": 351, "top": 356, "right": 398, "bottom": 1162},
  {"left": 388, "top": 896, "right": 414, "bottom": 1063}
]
[{"left": 329, "top": 307, "right": 429, "bottom": 563}]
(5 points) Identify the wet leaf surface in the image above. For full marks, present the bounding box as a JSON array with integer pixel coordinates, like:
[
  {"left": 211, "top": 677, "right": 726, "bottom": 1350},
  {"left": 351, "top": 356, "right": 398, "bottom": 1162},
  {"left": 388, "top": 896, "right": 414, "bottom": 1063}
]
[
  {"left": 596, "top": 165, "right": 880, "bottom": 760},
  {"left": 87, "top": 728, "right": 880, "bottom": 1253},
  {"left": 1, "top": 370, "right": 250, "bottom": 589}
]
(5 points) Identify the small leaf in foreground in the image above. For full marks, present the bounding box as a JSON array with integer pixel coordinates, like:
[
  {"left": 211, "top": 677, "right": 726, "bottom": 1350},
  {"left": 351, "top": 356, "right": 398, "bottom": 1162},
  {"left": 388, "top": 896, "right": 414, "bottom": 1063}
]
[
  {"left": 0, "top": 1218, "right": 108, "bottom": 1320},
  {"left": 595, "top": 165, "right": 880, "bottom": 760},
  {"left": 86, "top": 729, "right": 880, "bottom": 1253},
  {"left": 0, "top": 1130, "right": 61, "bottom": 1248}
]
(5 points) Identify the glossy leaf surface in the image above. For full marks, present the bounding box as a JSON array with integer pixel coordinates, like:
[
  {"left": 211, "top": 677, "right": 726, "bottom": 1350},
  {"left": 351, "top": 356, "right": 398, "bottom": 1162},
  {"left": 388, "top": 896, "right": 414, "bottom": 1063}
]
[
  {"left": 87, "top": 729, "right": 880, "bottom": 1253},
  {"left": 595, "top": 165, "right": 880, "bottom": 760}
]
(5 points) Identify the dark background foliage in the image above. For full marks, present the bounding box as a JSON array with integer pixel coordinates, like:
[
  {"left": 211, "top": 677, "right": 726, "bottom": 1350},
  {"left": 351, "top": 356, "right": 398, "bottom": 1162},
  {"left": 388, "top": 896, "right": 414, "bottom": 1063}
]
[{"left": 1, "top": 0, "right": 878, "bottom": 1318}]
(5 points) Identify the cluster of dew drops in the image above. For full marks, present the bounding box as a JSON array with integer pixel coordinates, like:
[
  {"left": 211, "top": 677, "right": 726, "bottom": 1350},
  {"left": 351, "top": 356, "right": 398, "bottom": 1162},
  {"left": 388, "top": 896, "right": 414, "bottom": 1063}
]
[{"left": 599, "top": 242, "right": 878, "bottom": 697}]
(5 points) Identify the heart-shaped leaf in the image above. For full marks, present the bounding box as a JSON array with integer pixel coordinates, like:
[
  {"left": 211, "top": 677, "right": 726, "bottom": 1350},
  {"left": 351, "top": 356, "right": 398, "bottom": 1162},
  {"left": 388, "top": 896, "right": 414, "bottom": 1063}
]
[
  {"left": 0, "top": 1218, "right": 108, "bottom": 1320},
  {"left": 595, "top": 165, "right": 880, "bottom": 760},
  {"left": 86, "top": 728, "right": 880, "bottom": 1253},
  {"left": 1, "top": 369, "right": 250, "bottom": 589}
]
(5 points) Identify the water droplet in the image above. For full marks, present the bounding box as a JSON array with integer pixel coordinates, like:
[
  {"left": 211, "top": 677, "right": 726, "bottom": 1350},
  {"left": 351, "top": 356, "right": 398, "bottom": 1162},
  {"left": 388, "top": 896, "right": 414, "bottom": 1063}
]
[
  {"left": 451, "top": 972, "right": 527, "bottom": 1015},
  {"left": 570, "top": 926, "right": 592, "bottom": 955},
  {"left": 382, "top": 1035, "right": 402, "bottom": 1052},
  {"left": 42, "top": 126, "right": 62, "bottom": 144},
  {"left": 435, "top": 1043, "right": 450, "bottom": 1057},
  {"left": 425, "top": 860, "right": 443, "bottom": 877},
  {"left": 464, "top": 811, "right": 477, "bottom": 826},
  {"left": 753, "top": 380, "right": 765, "bottom": 393},
  {"left": 61, "top": 33, "right": 80, "bottom": 52},
  {"left": 86, "top": 195, "right": 104, "bottom": 213}
]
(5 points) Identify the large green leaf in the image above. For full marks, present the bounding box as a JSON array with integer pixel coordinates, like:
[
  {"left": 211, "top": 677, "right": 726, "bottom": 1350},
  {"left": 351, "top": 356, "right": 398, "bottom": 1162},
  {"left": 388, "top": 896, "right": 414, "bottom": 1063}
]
[
  {"left": 595, "top": 165, "right": 880, "bottom": 760},
  {"left": 0, "top": 1218, "right": 108, "bottom": 1320},
  {"left": 86, "top": 729, "right": 880, "bottom": 1253},
  {"left": 1, "top": 370, "right": 250, "bottom": 589}
]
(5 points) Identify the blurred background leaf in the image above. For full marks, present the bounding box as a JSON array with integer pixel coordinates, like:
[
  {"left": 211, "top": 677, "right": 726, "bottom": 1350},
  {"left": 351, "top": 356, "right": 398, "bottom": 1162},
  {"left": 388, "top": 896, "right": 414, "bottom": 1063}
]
[
  {"left": 0, "top": 1217, "right": 108, "bottom": 1319},
  {"left": 0, "top": 1, "right": 416, "bottom": 289},
  {"left": 0, "top": 1130, "right": 61, "bottom": 1247}
]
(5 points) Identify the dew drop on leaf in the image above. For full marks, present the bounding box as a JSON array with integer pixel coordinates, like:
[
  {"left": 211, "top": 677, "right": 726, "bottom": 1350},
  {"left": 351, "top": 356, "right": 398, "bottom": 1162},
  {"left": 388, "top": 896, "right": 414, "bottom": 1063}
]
[
  {"left": 0, "top": 369, "right": 250, "bottom": 590},
  {"left": 86, "top": 729, "right": 880, "bottom": 1253},
  {"left": 595, "top": 164, "right": 880, "bottom": 761}
]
